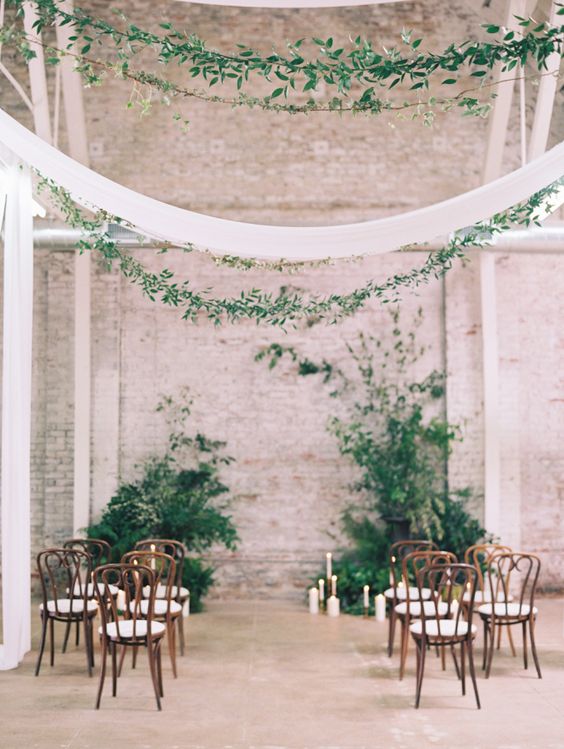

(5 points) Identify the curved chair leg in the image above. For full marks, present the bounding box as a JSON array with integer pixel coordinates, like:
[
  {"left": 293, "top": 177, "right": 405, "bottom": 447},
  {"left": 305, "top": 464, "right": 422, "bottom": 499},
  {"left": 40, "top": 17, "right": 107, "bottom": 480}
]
[
  {"left": 95, "top": 639, "right": 108, "bottom": 709},
  {"left": 482, "top": 619, "right": 488, "bottom": 671},
  {"left": 529, "top": 618, "right": 542, "bottom": 679},
  {"left": 83, "top": 617, "right": 92, "bottom": 677},
  {"left": 496, "top": 624, "right": 502, "bottom": 650},
  {"left": 450, "top": 644, "right": 461, "bottom": 680},
  {"left": 147, "top": 641, "right": 162, "bottom": 711},
  {"left": 399, "top": 617, "right": 408, "bottom": 681},
  {"left": 415, "top": 637, "right": 426, "bottom": 709},
  {"left": 460, "top": 642, "right": 466, "bottom": 696},
  {"left": 35, "top": 614, "right": 48, "bottom": 676},
  {"left": 167, "top": 620, "right": 178, "bottom": 678},
  {"left": 440, "top": 644, "right": 446, "bottom": 672},
  {"left": 178, "top": 611, "right": 185, "bottom": 657},
  {"left": 522, "top": 621, "right": 528, "bottom": 670},
  {"left": 111, "top": 642, "right": 118, "bottom": 696},
  {"left": 62, "top": 620, "right": 72, "bottom": 654},
  {"left": 75, "top": 620, "right": 80, "bottom": 647},
  {"left": 118, "top": 643, "right": 127, "bottom": 677},
  {"left": 388, "top": 605, "right": 397, "bottom": 657},
  {"left": 132, "top": 644, "right": 138, "bottom": 670},
  {"left": 49, "top": 618, "right": 55, "bottom": 667},
  {"left": 485, "top": 620, "right": 496, "bottom": 678},
  {"left": 507, "top": 625, "right": 517, "bottom": 657},
  {"left": 467, "top": 639, "right": 481, "bottom": 709},
  {"left": 157, "top": 641, "right": 164, "bottom": 698}
]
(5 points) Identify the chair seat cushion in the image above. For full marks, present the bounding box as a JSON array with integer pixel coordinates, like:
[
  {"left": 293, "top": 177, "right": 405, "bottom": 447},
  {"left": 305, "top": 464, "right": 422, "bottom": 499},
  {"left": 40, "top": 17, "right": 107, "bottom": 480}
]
[
  {"left": 143, "top": 584, "right": 190, "bottom": 600},
  {"left": 99, "top": 620, "right": 166, "bottom": 640},
  {"left": 462, "top": 590, "right": 511, "bottom": 603},
  {"left": 385, "top": 586, "right": 431, "bottom": 601},
  {"left": 71, "top": 582, "right": 119, "bottom": 598},
  {"left": 130, "top": 599, "right": 182, "bottom": 616},
  {"left": 395, "top": 600, "right": 449, "bottom": 617},
  {"left": 40, "top": 599, "right": 98, "bottom": 614},
  {"left": 478, "top": 603, "right": 537, "bottom": 618},
  {"left": 410, "top": 619, "right": 477, "bottom": 638}
]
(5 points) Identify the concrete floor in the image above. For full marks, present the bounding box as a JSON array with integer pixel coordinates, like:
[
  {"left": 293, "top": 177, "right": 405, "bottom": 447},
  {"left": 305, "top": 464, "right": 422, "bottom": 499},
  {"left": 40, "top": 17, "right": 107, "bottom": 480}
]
[{"left": 1, "top": 599, "right": 564, "bottom": 749}]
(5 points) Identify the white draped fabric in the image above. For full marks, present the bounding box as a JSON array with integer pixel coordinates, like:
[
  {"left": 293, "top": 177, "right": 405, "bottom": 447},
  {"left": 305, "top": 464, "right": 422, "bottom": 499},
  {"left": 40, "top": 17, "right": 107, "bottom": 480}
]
[
  {"left": 1, "top": 109, "right": 563, "bottom": 260},
  {"left": 0, "top": 147, "right": 33, "bottom": 670}
]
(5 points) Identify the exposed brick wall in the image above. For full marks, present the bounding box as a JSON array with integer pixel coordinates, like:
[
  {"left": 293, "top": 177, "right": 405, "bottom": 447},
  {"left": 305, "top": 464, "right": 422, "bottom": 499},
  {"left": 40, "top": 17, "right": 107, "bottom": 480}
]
[{"left": 1, "top": 1, "right": 563, "bottom": 595}]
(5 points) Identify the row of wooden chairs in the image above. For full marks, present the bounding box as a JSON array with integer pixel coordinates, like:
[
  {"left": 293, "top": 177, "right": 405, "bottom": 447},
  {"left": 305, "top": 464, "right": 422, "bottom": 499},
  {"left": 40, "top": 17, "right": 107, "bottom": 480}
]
[
  {"left": 35, "top": 537, "right": 190, "bottom": 710},
  {"left": 384, "top": 541, "right": 542, "bottom": 709}
]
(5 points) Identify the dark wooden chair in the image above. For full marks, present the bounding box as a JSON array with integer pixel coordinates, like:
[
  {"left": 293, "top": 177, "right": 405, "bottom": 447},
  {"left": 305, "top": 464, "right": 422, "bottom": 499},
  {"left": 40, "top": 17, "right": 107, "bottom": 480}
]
[
  {"left": 122, "top": 549, "right": 182, "bottom": 678},
  {"left": 135, "top": 539, "right": 189, "bottom": 656},
  {"left": 478, "top": 552, "right": 542, "bottom": 679},
  {"left": 385, "top": 540, "right": 438, "bottom": 657},
  {"left": 410, "top": 562, "right": 481, "bottom": 709},
  {"left": 396, "top": 550, "right": 457, "bottom": 680},
  {"left": 35, "top": 548, "right": 97, "bottom": 676},
  {"left": 62, "top": 538, "right": 115, "bottom": 652},
  {"left": 94, "top": 563, "right": 165, "bottom": 710}
]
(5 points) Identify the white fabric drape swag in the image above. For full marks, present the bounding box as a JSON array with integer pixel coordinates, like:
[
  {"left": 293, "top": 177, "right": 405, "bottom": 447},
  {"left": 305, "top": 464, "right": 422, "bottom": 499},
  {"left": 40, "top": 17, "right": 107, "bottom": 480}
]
[
  {"left": 1, "top": 109, "right": 564, "bottom": 260},
  {"left": 0, "top": 147, "right": 33, "bottom": 670}
]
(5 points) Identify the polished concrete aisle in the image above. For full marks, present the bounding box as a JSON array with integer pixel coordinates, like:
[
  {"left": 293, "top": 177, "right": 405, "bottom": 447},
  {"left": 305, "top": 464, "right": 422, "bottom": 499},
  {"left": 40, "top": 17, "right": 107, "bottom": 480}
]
[{"left": 1, "top": 599, "right": 564, "bottom": 749}]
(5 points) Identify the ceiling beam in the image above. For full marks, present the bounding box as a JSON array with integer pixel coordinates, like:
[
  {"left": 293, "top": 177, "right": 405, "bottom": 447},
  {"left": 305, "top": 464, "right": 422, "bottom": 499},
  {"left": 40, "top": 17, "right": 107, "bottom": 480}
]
[{"left": 22, "top": 1, "right": 52, "bottom": 143}]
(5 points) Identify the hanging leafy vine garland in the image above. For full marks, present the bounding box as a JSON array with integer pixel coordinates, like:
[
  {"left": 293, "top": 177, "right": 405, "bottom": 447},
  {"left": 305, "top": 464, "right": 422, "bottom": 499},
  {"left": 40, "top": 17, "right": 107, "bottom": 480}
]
[
  {"left": 3, "top": 1, "right": 563, "bottom": 125},
  {"left": 37, "top": 175, "right": 563, "bottom": 328}
]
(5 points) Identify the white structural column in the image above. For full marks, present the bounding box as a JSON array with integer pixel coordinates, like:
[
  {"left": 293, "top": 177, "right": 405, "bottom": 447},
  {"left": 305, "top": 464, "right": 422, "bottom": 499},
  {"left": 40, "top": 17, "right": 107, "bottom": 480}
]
[
  {"left": 0, "top": 152, "right": 34, "bottom": 670},
  {"left": 528, "top": 1, "right": 562, "bottom": 161},
  {"left": 56, "top": 1, "right": 91, "bottom": 535},
  {"left": 478, "top": 0, "right": 531, "bottom": 540},
  {"left": 22, "top": 2, "right": 52, "bottom": 143}
]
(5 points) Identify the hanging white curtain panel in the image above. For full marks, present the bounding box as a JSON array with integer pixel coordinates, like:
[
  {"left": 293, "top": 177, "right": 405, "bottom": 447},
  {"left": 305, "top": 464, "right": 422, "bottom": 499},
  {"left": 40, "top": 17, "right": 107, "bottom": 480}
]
[{"left": 1, "top": 108, "right": 563, "bottom": 260}]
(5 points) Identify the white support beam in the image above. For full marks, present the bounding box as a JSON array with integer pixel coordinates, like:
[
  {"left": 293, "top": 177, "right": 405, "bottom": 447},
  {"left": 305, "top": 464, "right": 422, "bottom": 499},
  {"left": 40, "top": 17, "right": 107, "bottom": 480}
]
[
  {"left": 55, "top": 0, "right": 91, "bottom": 535},
  {"left": 528, "top": 1, "right": 562, "bottom": 161},
  {"left": 22, "top": 1, "right": 52, "bottom": 143},
  {"left": 0, "top": 152, "right": 34, "bottom": 670}
]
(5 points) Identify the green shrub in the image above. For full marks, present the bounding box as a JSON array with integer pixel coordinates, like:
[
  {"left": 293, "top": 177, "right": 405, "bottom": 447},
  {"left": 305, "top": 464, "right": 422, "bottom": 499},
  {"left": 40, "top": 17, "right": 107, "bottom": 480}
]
[{"left": 87, "top": 395, "right": 238, "bottom": 612}]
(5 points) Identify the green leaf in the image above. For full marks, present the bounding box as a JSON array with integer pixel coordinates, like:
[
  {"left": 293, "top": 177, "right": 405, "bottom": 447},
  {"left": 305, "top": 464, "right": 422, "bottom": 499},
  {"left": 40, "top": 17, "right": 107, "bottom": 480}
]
[{"left": 271, "top": 87, "right": 284, "bottom": 98}]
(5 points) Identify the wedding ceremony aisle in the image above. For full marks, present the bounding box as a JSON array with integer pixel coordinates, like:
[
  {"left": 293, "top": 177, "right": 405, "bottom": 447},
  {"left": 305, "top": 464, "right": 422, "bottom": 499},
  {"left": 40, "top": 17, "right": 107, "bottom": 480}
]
[{"left": 2, "top": 598, "right": 564, "bottom": 748}]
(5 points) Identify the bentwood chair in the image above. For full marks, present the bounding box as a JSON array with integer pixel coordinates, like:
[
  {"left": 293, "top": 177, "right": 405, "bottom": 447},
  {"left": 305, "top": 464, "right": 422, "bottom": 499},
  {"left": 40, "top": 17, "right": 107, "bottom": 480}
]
[
  {"left": 62, "top": 538, "right": 115, "bottom": 652},
  {"left": 135, "top": 538, "right": 189, "bottom": 655},
  {"left": 35, "top": 548, "right": 97, "bottom": 677},
  {"left": 94, "top": 563, "right": 165, "bottom": 710},
  {"left": 464, "top": 543, "right": 516, "bottom": 656},
  {"left": 410, "top": 563, "right": 481, "bottom": 709},
  {"left": 385, "top": 540, "right": 438, "bottom": 657},
  {"left": 396, "top": 550, "right": 457, "bottom": 680},
  {"left": 478, "top": 552, "right": 542, "bottom": 679},
  {"left": 122, "top": 550, "right": 182, "bottom": 678}
]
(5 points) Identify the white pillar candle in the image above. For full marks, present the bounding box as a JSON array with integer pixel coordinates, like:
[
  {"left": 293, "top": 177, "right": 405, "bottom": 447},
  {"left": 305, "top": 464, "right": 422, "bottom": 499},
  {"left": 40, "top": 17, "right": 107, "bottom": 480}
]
[
  {"left": 183, "top": 594, "right": 190, "bottom": 618},
  {"left": 389, "top": 555, "right": 396, "bottom": 587},
  {"left": 308, "top": 587, "right": 320, "bottom": 615},
  {"left": 375, "top": 594, "right": 386, "bottom": 622},
  {"left": 318, "top": 578, "right": 325, "bottom": 602},
  {"left": 326, "top": 552, "right": 332, "bottom": 579},
  {"left": 150, "top": 544, "right": 156, "bottom": 570},
  {"left": 450, "top": 599, "right": 459, "bottom": 620},
  {"left": 363, "top": 585, "right": 369, "bottom": 608},
  {"left": 331, "top": 575, "right": 337, "bottom": 597},
  {"left": 116, "top": 589, "right": 126, "bottom": 613},
  {"left": 327, "top": 595, "right": 340, "bottom": 617}
]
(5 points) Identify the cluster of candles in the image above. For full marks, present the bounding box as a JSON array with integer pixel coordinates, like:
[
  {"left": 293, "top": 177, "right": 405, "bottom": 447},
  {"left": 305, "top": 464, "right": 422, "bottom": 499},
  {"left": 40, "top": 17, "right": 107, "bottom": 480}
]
[{"left": 308, "top": 553, "right": 386, "bottom": 621}]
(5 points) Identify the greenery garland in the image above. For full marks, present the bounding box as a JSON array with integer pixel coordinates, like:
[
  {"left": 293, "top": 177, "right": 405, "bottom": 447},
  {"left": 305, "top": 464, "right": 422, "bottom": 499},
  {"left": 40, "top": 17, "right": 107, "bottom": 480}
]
[
  {"left": 3, "top": 1, "right": 563, "bottom": 125},
  {"left": 37, "top": 173, "right": 563, "bottom": 328}
]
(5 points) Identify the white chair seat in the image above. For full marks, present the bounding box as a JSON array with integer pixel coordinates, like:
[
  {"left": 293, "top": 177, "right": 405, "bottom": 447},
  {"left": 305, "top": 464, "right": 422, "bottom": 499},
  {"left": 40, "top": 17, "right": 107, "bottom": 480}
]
[
  {"left": 71, "top": 582, "right": 119, "bottom": 597},
  {"left": 462, "top": 590, "right": 511, "bottom": 603},
  {"left": 410, "top": 619, "right": 477, "bottom": 638},
  {"left": 478, "top": 602, "right": 537, "bottom": 618},
  {"left": 385, "top": 586, "right": 431, "bottom": 601},
  {"left": 130, "top": 599, "right": 182, "bottom": 616},
  {"left": 40, "top": 599, "right": 98, "bottom": 615},
  {"left": 395, "top": 600, "right": 449, "bottom": 617},
  {"left": 99, "top": 620, "right": 166, "bottom": 640},
  {"left": 142, "top": 584, "right": 190, "bottom": 600}
]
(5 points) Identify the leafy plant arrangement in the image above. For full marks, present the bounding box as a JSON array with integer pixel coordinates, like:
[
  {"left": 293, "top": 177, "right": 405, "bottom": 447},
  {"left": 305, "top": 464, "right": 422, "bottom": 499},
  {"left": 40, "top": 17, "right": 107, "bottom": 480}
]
[
  {"left": 257, "top": 308, "right": 489, "bottom": 613},
  {"left": 87, "top": 393, "right": 239, "bottom": 612},
  {"left": 36, "top": 172, "right": 564, "bottom": 328},
  {"left": 2, "top": 0, "right": 564, "bottom": 127}
]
